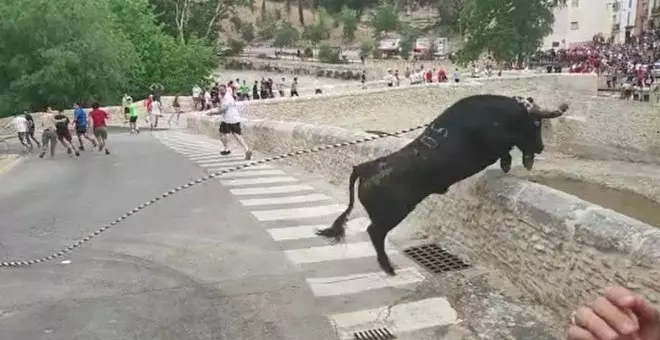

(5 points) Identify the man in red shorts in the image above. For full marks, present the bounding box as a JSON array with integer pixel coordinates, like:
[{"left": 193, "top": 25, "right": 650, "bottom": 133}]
[
  {"left": 88, "top": 102, "right": 111, "bottom": 155},
  {"left": 54, "top": 109, "right": 79, "bottom": 157}
]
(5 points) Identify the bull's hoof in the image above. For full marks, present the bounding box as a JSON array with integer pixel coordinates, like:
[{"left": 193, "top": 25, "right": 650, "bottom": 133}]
[{"left": 378, "top": 259, "right": 396, "bottom": 276}]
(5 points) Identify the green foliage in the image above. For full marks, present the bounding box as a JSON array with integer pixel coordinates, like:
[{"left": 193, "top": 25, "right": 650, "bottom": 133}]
[
  {"left": 398, "top": 24, "right": 419, "bottom": 60},
  {"left": 302, "top": 7, "right": 332, "bottom": 43},
  {"left": 0, "top": 0, "right": 217, "bottom": 115},
  {"left": 370, "top": 4, "right": 399, "bottom": 36},
  {"left": 257, "top": 10, "right": 278, "bottom": 40},
  {"left": 456, "top": 0, "right": 564, "bottom": 64},
  {"left": 230, "top": 15, "right": 243, "bottom": 31},
  {"left": 241, "top": 22, "right": 256, "bottom": 43},
  {"left": 318, "top": 0, "right": 379, "bottom": 18},
  {"left": 226, "top": 38, "right": 247, "bottom": 56},
  {"left": 359, "top": 39, "right": 376, "bottom": 59},
  {"left": 150, "top": 0, "right": 239, "bottom": 43},
  {"left": 303, "top": 47, "right": 314, "bottom": 58},
  {"left": 318, "top": 42, "right": 341, "bottom": 63},
  {"left": 339, "top": 6, "right": 358, "bottom": 41},
  {"left": 273, "top": 21, "right": 300, "bottom": 49}
]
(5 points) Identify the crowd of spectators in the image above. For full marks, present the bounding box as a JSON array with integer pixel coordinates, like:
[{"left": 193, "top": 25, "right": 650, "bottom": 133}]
[{"left": 531, "top": 31, "right": 660, "bottom": 101}]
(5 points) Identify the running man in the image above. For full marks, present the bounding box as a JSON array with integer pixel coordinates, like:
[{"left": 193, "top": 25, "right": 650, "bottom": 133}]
[
  {"left": 73, "top": 103, "right": 97, "bottom": 151},
  {"left": 54, "top": 109, "right": 79, "bottom": 157},
  {"left": 207, "top": 85, "right": 252, "bottom": 160},
  {"left": 126, "top": 97, "right": 140, "bottom": 134},
  {"left": 121, "top": 94, "right": 132, "bottom": 123},
  {"left": 150, "top": 97, "right": 163, "bottom": 129},
  {"left": 4, "top": 113, "right": 31, "bottom": 152},
  {"left": 38, "top": 108, "right": 61, "bottom": 158},
  {"left": 23, "top": 110, "right": 41, "bottom": 148},
  {"left": 88, "top": 102, "right": 111, "bottom": 155}
]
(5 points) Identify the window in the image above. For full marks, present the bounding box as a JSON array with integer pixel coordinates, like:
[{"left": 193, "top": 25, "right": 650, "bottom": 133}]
[
  {"left": 627, "top": 12, "right": 631, "bottom": 25},
  {"left": 570, "top": 21, "right": 580, "bottom": 30},
  {"left": 571, "top": 0, "right": 579, "bottom": 7},
  {"left": 629, "top": 0, "right": 633, "bottom": 7},
  {"left": 552, "top": 41, "right": 560, "bottom": 47}
]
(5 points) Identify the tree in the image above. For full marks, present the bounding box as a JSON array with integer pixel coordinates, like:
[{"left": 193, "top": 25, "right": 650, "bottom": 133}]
[
  {"left": 359, "top": 39, "right": 376, "bottom": 59},
  {"left": 370, "top": 4, "right": 399, "bottom": 36},
  {"left": 318, "top": 0, "right": 379, "bottom": 19},
  {"left": 302, "top": 8, "right": 331, "bottom": 44},
  {"left": 241, "top": 22, "right": 256, "bottom": 43},
  {"left": 273, "top": 21, "right": 300, "bottom": 50},
  {"left": 318, "top": 42, "right": 341, "bottom": 63},
  {"left": 150, "top": 0, "right": 245, "bottom": 43},
  {"left": 398, "top": 23, "right": 419, "bottom": 60},
  {"left": 456, "top": 0, "right": 565, "bottom": 64},
  {"left": 257, "top": 10, "right": 278, "bottom": 40},
  {"left": 0, "top": 0, "right": 137, "bottom": 114},
  {"left": 340, "top": 6, "right": 358, "bottom": 41},
  {"left": 298, "top": 0, "right": 305, "bottom": 25},
  {"left": 427, "top": 0, "right": 465, "bottom": 34}
]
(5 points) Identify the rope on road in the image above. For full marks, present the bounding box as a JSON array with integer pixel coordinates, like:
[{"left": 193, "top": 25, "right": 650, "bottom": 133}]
[{"left": 0, "top": 124, "right": 428, "bottom": 268}]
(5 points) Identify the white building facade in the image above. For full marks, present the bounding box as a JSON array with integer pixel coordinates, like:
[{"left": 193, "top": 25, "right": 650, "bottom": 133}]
[{"left": 542, "top": 0, "right": 637, "bottom": 50}]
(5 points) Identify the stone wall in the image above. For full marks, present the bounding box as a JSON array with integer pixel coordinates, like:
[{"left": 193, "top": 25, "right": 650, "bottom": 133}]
[
  {"left": 187, "top": 115, "right": 660, "bottom": 322},
  {"left": 234, "top": 73, "right": 660, "bottom": 165}
]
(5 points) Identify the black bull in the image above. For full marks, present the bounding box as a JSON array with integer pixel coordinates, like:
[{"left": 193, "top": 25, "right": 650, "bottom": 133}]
[{"left": 316, "top": 94, "right": 568, "bottom": 275}]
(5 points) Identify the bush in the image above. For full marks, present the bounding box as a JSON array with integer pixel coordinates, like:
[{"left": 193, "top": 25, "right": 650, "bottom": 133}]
[
  {"left": 303, "top": 47, "right": 314, "bottom": 58},
  {"left": 318, "top": 43, "right": 340, "bottom": 63},
  {"left": 241, "top": 22, "right": 255, "bottom": 43},
  {"left": 257, "top": 11, "right": 277, "bottom": 40},
  {"left": 340, "top": 6, "right": 358, "bottom": 41},
  {"left": 359, "top": 39, "right": 375, "bottom": 59},
  {"left": 229, "top": 15, "right": 243, "bottom": 31},
  {"left": 273, "top": 21, "right": 300, "bottom": 49},
  {"left": 226, "top": 38, "right": 246, "bottom": 56}
]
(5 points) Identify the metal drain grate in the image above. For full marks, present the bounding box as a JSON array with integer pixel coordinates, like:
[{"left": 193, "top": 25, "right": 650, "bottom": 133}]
[
  {"left": 353, "top": 328, "right": 396, "bottom": 340},
  {"left": 403, "top": 243, "right": 469, "bottom": 274}
]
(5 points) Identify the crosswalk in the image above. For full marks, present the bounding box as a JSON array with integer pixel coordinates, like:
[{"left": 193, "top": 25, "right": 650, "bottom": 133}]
[{"left": 153, "top": 130, "right": 460, "bottom": 339}]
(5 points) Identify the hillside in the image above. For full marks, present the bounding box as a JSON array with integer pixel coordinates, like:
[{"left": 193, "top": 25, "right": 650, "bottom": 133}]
[{"left": 221, "top": 0, "right": 442, "bottom": 46}]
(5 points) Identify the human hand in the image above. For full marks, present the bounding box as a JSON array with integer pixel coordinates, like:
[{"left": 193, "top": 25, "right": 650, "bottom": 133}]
[{"left": 568, "top": 286, "right": 660, "bottom": 340}]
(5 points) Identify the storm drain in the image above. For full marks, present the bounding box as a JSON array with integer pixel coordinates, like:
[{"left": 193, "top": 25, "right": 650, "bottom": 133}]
[
  {"left": 403, "top": 243, "right": 469, "bottom": 274},
  {"left": 353, "top": 328, "right": 396, "bottom": 340}
]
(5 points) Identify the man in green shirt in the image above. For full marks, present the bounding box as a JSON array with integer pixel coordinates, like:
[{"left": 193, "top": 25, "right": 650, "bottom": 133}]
[
  {"left": 126, "top": 98, "right": 140, "bottom": 134},
  {"left": 239, "top": 80, "right": 250, "bottom": 101}
]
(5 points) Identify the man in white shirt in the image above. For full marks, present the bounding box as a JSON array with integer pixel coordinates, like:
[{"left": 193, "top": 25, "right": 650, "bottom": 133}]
[
  {"left": 192, "top": 85, "right": 202, "bottom": 110},
  {"left": 208, "top": 85, "right": 252, "bottom": 160},
  {"left": 38, "top": 107, "right": 65, "bottom": 158},
  {"left": 4, "top": 113, "right": 31, "bottom": 151}
]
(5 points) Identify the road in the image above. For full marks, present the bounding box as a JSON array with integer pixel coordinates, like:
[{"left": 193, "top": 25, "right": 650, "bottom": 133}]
[{"left": 0, "top": 129, "right": 558, "bottom": 340}]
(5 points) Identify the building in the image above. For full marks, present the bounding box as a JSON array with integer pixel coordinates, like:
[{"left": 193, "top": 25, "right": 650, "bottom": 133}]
[{"left": 542, "top": 0, "right": 636, "bottom": 49}]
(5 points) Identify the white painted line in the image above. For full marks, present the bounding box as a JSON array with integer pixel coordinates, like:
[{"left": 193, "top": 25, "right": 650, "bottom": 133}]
[
  {"left": 221, "top": 169, "right": 286, "bottom": 178},
  {"left": 220, "top": 176, "right": 299, "bottom": 187},
  {"left": 230, "top": 184, "right": 314, "bottom": 195},
  {"left": 251, "top": 204, "right": 346, "bottom": 221},
  {"left": 329, "top": 297, "right": 458, "bottom": 338},
  {"left": 208, "top": 164, "right": 275, "bottom": 172},
  {"left": 199, "top": 161, "right": 248, "bottom": 168},
  {"left": 306, "top": 267, "right": 425, "bottom": 297},
  {"left": 267, "top": 217, "right": 369, "bottom": 241},
  {"left": 240, "top": 193, "right": 331, "bottom": 207},
  {"left": 196, "top": 156, "right": 246, "bottom": 164},
  {"left": 284, "top": 241, "right": 398, "bottom": 264}
]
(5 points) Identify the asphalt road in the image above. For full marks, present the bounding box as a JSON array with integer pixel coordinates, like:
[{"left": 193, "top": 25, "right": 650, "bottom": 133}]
[{"left": 0, "top": 131, "right": 339, "bottom": 340}]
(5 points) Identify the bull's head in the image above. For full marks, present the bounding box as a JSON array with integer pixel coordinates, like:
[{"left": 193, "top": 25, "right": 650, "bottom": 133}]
[{"left": 518, "top": 97, "right": 568, "bottom": 170}]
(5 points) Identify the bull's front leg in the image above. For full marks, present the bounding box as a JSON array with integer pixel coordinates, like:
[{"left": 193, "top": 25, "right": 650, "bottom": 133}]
[{"left": 500, "top": 153, "right": 512, "bottom": 173}]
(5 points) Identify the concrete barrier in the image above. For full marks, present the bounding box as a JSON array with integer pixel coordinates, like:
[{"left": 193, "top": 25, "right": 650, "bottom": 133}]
[{"left": 187, "top": 114, "right": 660, "bottom": 320}]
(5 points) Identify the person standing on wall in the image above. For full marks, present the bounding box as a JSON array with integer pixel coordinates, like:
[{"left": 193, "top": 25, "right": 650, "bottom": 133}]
[{"left": 207, "top": 84, "right": 252, "bottom": 160}]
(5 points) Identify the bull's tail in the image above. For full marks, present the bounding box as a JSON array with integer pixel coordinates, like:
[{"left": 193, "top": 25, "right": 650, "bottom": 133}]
[{"left": 316, "top": 165, "right": 360, "bottom": 242}]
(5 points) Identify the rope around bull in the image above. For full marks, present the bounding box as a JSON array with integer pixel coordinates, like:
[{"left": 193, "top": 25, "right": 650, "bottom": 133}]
[{"left": 0, "top": 123, "right": 428, "bottom": 268}]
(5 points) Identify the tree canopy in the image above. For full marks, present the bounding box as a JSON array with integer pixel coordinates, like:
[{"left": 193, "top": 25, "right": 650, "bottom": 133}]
[{"left": 0, "top": 0, "right": 218, "bottom": 116}]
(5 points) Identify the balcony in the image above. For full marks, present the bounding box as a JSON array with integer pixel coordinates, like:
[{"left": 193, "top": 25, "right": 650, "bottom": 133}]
[{"left": 612, "top": 23, "right": 621, "bottom": 31}]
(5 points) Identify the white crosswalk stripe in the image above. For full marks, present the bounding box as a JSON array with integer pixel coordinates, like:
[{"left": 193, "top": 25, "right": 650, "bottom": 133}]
[{"left": 153, "top": 130, "right": 460, "bottom": 338}]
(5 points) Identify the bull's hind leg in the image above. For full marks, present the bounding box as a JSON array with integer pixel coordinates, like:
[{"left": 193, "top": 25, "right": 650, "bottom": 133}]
[
  {"left": 500, "top": 153, "right": 512, "bottom": 173},
  {"left": 367, "top": 223, "right": 396, "bottom": 276}
]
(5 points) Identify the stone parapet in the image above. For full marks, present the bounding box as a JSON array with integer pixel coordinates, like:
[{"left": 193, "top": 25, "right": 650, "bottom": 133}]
[{"left": 187, "top": 114, "right": 660, "bottom": 320}]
